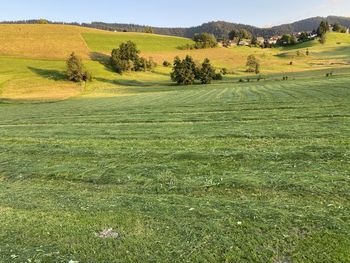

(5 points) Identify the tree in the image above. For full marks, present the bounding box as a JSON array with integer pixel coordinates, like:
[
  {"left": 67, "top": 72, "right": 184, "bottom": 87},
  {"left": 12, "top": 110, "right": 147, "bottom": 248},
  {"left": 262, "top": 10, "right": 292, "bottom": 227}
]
[
  {"left": 246, "top": 54, "right": 260, "bottom": 74},
  {"left": 222, "top": 37, "right": 231, "bottom": 48},
  {"left": 199, "top": 58, "right": 216, "bottom": 84},
  {"left": 250, "top": 36, "right": 258, "bottom": 46},
  {"left": 144, "top": 27, "right": 154, "bottom": 34},
  {"left": 317, "top": 21, "right": 329, "bottom": 44},
  {"left": 298, "top": 32, "right": 309, "bottom": 42},
  {"left": 228, "top": 29, "right": 239, "bottom": 41},
  {"left": 110, "top": 41, "right": 154, "bottom": 73},
  {"left": 317, "top": 21, "right": 329, "bottom": 37},
  {"left": 193, "top": 33, "right": 218, "bottom": 49},
  {"left": 229, "top": 29, "right": 251, "bottom": 43},
  {"left": 38, "top": 18, "right": 49, "bottom": 24},
  {"left": 66, "top": 52, "right": 91, "bottom": 82},
  {"left": 171, "top": 56, "right": 197, "bottom": 85},
  {"left": 277, "top": 34, "right": 297, "bottom": 46},
  {"left": 163, "top": 60, "right": 171, "bottom": 67}
]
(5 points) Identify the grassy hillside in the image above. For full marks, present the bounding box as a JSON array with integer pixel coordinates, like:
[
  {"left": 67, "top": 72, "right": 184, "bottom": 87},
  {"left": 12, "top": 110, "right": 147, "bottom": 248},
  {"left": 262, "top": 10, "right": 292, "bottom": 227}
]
[
  {"left": 0, "top": 24, "right": 95, "bottom": 59},
  {"left": 82, "top": 31, "right": 194, "bottom": 53},
  {"left": 0, "top": 76, "right": 349, "bottom": 262},
  {"left": 0, "top": 56, "right": 83, "bottom": 101},
  {"left": 0, "top": 24, "right": 349, "bottom": 74}
]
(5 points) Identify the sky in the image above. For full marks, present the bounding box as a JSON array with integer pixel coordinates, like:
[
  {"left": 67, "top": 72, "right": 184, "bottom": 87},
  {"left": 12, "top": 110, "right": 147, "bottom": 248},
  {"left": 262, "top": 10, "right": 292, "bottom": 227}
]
[{"left": 0, "top": 0, "right": 350, "bottom": 28}]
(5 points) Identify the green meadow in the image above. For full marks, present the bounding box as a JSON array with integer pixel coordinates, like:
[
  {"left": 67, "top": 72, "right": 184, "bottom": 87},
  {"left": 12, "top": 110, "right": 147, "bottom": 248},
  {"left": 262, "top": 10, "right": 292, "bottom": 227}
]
[
  {"left": 0, "top": 25, "right": 349, "bottom": 262},
  {"left": 82, "top": 32, "right": 194, "bottom": 53}
]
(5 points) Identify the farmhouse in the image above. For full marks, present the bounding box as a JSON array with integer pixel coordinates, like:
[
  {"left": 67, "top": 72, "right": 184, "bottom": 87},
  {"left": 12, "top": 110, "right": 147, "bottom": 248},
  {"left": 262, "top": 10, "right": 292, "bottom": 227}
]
[
  {"left": 268, "top": 36, "right": 281, "bottom": 45},
  {"left": 238, "top": 40, "right": 249, "bottom": 46},
  {"left": 257, "top": 37, "right": 265, "bottom": 45}
]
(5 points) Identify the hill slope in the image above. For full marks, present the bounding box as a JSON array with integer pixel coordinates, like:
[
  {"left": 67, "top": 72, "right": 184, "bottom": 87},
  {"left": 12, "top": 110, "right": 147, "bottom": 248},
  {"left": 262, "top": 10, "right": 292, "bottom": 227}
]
[
  {"left": 0, "top": 24, "right": 94, "bottom": 59},
  {"left": 0, "top": 24, "right": 193, "bottom": 59},
  {"left": 83, "top": 16, "right": 350, "bottom": 38},
  {"left": 82, "top": 31, "right": 193, "bottom": 53}
]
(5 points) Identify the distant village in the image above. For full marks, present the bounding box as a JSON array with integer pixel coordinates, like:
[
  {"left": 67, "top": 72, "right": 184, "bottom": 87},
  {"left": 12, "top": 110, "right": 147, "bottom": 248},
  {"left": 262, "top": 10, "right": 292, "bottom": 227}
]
[{"left": 218, "top": 24, "right": 350, "bottom": 48}]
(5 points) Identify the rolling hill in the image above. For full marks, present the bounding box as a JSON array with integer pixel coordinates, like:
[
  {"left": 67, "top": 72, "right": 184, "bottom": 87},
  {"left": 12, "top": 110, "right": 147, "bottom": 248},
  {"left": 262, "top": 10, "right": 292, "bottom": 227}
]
[
  {"left": 0, "top": 23, "right": 350, "bottom": 102},
  {"left": 82, "top": 16, "right": 350, "bottom": 38},
  {"left": 3, "top": 16, "right": 350, "bottom": 39}
]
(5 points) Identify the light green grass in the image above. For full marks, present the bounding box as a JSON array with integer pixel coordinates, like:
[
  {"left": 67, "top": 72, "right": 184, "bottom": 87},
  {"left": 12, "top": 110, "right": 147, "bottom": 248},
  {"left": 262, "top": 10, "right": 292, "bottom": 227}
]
[
  {"left": 0, "top": 75, "right": 349, "bottom": 262},
  {"left": 82, "top": 32, "right": 194, "bottom": 53}
]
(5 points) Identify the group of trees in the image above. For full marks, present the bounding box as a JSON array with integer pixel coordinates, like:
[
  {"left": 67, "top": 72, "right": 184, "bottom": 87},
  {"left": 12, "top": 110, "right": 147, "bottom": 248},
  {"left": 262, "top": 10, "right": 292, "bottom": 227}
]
[
  {"left": 66, "top": 40, "right": 261, "bottom": 85},
  {"left": 110, "top": 41, "right": 156, "bottom": 73},
  {"left": 143, "top": 27, "right": 154, "bottom": 34},
  {"left": 229, "top": 29, "right": 252, "bottom": 43},
  {"left": 333, "top": 23, "right": 348, "bottom": 33},
  {"left": 180, "top": 33, "right": 218, "bottom": 50},
  {"left": 276, "top": 34, "right": 298, "bottom": 46},
  {"left": 171, "top": 56, "right": 221, "bottom": 85},
  {"left": 66, "top": 41, "right": 156, "bottom": 82}
]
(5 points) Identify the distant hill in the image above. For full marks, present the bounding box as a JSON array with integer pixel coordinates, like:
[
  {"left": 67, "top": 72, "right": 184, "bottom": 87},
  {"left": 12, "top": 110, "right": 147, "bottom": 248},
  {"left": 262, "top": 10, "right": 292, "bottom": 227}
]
[
  {"left": 83, "top": 16, "right": 350, "bottom": 38},
  {"left": 1, "top": 16, "right": 350, "bottom": 39}
]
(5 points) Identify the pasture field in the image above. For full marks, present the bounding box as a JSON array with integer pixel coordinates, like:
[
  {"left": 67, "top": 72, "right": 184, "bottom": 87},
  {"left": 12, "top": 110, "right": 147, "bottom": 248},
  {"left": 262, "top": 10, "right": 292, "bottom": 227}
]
[
  {"left": 1, "top": 24, "right": 350, "bottom": 73},
  {"left": 0, "top": 75, "right": 350, "bottom": 262},
  {"left": 0, "top": 24, "right": 350, "bottom": 262},
  {"left": 82, "top": 32, "right": 194, "bottom": 53},
  {"left": 0, "top": 24, "right": 94, "bottom": 59}
]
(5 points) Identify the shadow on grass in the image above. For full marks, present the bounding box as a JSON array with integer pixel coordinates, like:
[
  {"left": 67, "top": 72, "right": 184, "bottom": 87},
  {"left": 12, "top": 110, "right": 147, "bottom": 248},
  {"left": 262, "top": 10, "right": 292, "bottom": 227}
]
[
  {"left": 95, "top": 77, "right": 165, "bottom": 87},
  {"left": 28, "top": 67, "right": 66, "bottom": 81},
  {"left": 90, "top": 52, "right": 114, "bottom": 72}
]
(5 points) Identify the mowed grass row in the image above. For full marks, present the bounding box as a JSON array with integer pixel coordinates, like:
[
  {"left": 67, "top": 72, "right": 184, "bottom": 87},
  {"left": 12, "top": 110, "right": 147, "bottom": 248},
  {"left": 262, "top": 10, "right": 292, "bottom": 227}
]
[{"left": 0, "top": 77, "right": 349, "bottom": 262}]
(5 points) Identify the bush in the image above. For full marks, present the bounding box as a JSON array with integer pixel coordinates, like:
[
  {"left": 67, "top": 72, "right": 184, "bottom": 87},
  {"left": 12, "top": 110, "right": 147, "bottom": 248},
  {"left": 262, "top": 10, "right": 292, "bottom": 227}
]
[
  {"left": 246, "top": 55, "right": 261, "bottom": 74},
  {"left": 220, "top": 68, "right": 228, "bottom": 75},
  {"left": 146, "top": 57, "right": 157, "bottom": 71},
  {"left": 66, "top": 52, "right": 92, "bottom": 82},
  {"left": 163, "top": 60, "right": 171, "bottom": 67},
  {"left": 214, "top": 73, "right": 223, "bottom": 80}
]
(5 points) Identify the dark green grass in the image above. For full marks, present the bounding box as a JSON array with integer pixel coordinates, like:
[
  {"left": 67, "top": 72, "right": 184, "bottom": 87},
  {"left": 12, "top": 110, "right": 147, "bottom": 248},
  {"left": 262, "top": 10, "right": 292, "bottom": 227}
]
[{"left": 0, "top": 77, "right": 349, "bottom": 262}]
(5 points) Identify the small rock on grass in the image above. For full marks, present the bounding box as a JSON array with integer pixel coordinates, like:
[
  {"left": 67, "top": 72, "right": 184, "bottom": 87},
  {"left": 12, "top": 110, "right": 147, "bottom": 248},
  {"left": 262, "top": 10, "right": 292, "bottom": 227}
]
[{"left": 95, "top": 228, "right": 120, "bottom": 239}]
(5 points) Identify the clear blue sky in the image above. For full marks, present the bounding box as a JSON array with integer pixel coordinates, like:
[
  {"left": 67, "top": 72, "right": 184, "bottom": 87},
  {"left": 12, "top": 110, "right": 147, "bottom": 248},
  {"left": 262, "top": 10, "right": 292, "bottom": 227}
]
[{"left": 1, "top": 0, "right": 349, "bottom": 27}]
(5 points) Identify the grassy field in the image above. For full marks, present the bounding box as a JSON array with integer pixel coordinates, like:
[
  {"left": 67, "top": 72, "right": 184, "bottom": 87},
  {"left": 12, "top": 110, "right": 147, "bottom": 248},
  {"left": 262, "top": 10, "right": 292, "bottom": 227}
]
[
  {"left": 82, "top": 32, "right": 194, "bottom": 53},
  {"left": 1, "top": 24, "right": 350, "bottom": 73},
  {"left": 0, "top": 24, "right": 350, "bottom": 262},
  {"left": 0, "top": 75, "right": 350, "bottom": 262},
  {"left": 0, "top": 24, "right": 94, "bottom": 59}
]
